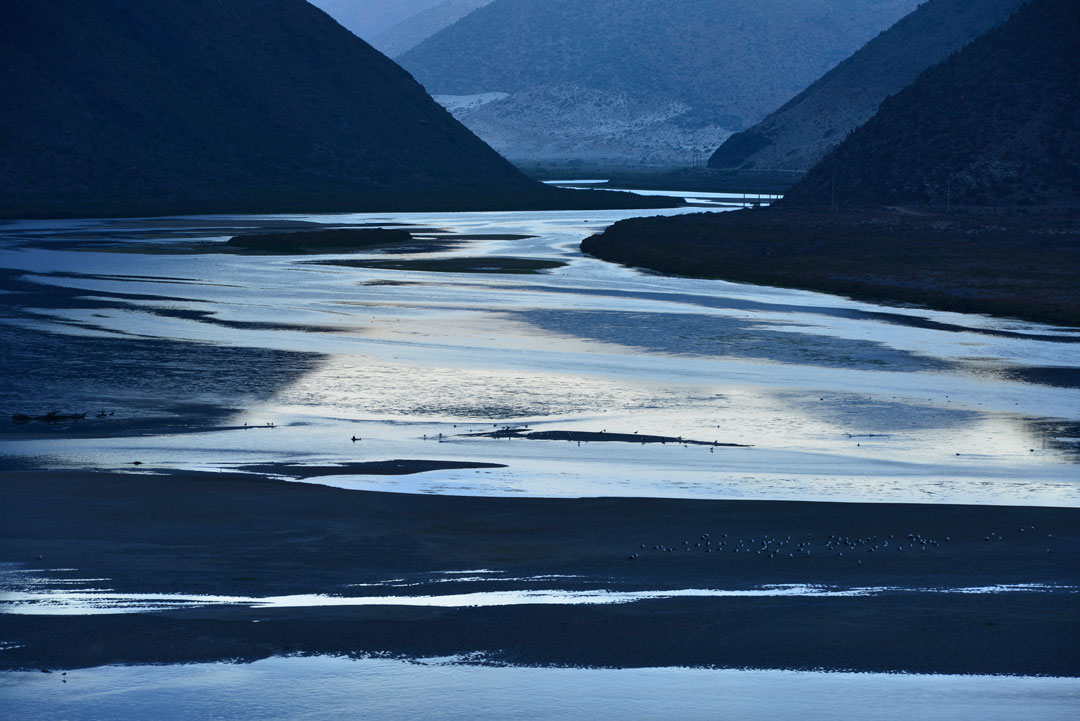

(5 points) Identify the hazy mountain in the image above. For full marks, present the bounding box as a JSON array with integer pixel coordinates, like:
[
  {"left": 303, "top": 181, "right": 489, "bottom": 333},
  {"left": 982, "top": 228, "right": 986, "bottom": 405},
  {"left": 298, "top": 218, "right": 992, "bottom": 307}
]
[
  {"left": 783, "top": 0, "right": 1080, "bottom": 208},
  {"left": 709, "top": 0, "right": 1028, "bottom": 173},
  {"left": 373, "top": 0, "right": 494, "bottom": 58},
  {"left": 398, "top": 0, "right": 921, "bottom": 166},
  {"left": 306, "top": 0, "right": 443, "bottom": 40},
  {"left": 0, "top": 0, "right": 548, "bottom": 218}
]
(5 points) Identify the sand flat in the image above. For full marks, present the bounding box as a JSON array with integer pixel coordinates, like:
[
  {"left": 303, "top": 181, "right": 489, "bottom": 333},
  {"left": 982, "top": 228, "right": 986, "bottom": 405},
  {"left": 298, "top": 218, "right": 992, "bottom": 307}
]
[{"left": 1, "top": 469, "right": 1076, "bottom": 674}]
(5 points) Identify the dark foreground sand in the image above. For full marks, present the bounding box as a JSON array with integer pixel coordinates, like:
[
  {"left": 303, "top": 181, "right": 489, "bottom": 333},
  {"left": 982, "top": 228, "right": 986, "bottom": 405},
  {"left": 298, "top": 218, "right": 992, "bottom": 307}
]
[{"left": 1, "top": 470, "right": 1077, "bottom": 674}]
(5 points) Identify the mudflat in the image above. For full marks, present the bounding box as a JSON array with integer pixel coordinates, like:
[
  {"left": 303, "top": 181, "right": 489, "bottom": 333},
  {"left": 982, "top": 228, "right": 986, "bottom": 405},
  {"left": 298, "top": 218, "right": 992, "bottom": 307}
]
[{"left": 1, "top": 469, "right": 1077, "bottom": 674}]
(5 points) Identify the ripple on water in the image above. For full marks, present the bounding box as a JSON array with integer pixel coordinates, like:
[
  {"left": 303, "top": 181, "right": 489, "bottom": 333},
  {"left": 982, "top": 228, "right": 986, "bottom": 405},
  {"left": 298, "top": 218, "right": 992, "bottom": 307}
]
[{"left": 2, "top": 656, "right": 1078, "bottom": 721}]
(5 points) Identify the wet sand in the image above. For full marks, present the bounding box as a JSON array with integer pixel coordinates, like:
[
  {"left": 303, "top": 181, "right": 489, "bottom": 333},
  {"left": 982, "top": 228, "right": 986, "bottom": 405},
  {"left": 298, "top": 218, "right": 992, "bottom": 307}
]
[{"left": 1, "top": 469, "right": 1077, "bottom": 674}]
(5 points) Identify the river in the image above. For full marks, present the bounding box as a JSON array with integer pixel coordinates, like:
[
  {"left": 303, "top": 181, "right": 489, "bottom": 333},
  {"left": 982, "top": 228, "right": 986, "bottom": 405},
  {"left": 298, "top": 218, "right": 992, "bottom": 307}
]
[
  {"left": 1, "top": 196, "right": 1077, "bottom": 505},
  {"left": 1, "top": 194, "right": 1078, "bottom": 719}
]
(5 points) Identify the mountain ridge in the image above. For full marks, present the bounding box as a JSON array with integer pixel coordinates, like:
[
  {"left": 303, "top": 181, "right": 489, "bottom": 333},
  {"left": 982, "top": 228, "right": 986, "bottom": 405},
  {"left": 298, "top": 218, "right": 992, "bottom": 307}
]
[
  {"left": 307, "top": 0, "right": 442, "bottom": 40},
  {"left": 783, "top": 0, "right": 1080, "bottom": 208},
  {"left": 398, "top": 0, "right": 921, "bottom": 166},
  {"left": 373, "top": 0, "right": 494, "bottom": 57},
  {"left": 0, "top": 0, "right": 633, "bottom": 219},
  {"left": 708, "top": 0, "right": 1029, "bottom": 173}
]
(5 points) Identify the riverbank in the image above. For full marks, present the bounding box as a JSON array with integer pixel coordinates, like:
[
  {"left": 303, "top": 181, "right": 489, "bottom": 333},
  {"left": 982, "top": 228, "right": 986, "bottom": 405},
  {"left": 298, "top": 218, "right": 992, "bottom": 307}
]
[
  {"left": 2, "top": 469, "right": 1076, "bottom": 674},
  {"left": 581, "top": 207, "right": 1080, "bottom": 327}
]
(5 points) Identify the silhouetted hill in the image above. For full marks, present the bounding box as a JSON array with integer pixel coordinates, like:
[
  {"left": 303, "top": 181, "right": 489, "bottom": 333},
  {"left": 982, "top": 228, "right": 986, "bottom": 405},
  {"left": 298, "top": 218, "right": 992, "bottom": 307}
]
[
  {"left": 373, "top": 0, "right": 494, "bottom": 58},
  {"left": 0, "top": 0, "right": 603, "bottom": 219},
  {"left": 784, "top": 0, "right": 1080, "bottom": 208},
  {"left": 398, "top": 0, "right": 920, "bottom": 166},
  {"left": 709, "top": 0, "right": 1027, "bottom": 173},
  {"left": 579, "top": 0, "right": 1078, "bottom": 325}
]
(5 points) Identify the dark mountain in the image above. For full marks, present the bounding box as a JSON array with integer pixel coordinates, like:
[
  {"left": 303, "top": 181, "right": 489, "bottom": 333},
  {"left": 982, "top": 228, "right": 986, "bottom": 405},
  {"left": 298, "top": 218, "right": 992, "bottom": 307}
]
[
  {"left": 0, "top": 0, "right": 572, "bottom": 219},
  {"left": 783, "top": 0, "right": 1080, "bottom": 208},
  {"left": 397, "top": 0, "right": 920, "bottom": 166},
  {"left": 709, "top": 0, "right": 1028, "bottom": 173},
  {"left": 373, "top": 0, "right": 494, "bottom": 58}
]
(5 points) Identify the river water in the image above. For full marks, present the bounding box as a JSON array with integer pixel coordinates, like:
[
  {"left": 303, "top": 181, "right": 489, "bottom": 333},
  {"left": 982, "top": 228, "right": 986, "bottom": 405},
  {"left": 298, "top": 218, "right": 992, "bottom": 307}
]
[
  {"left": 3, "top": 655, "right": 1079, "bottom": 721},
  {"left": 1, "top": 195, "right": 1078, "bottom": 717},
  {"left": 1, "top": 198, "right": 1077, "bottom": 505}
]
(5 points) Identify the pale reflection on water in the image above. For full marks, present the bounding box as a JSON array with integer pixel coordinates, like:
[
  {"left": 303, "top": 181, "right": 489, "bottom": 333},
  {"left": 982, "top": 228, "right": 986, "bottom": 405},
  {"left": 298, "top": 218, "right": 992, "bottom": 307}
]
[
  {"left": 1, "top": 207, "right": 1078, "bottom": 505},
  {"left": 1, "top": 656, "right": 1077, "bottom": 721},
  {"left": 2, "top": 562, "right": 1073, "bottom": 616}
]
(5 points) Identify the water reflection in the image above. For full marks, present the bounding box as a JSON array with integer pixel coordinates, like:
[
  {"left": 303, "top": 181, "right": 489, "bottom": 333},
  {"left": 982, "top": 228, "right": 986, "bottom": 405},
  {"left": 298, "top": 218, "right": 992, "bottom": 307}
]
[
  {"left": 516, "top": 308, "right": 955, "bottom": 371},
  {"left": 4, "top": 582, "right": 1072, "bottom": 616},
  {"left": 1, "top": 207, "right": 1078, "bottom": 505},
  {"left": 2, "top": 656, "right": 1078, "bottom": 721}
]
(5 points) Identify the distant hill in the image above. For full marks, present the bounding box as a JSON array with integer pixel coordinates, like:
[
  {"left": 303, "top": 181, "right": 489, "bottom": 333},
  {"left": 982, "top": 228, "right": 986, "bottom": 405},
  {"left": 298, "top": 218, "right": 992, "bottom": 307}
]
[
  {"left": 709, "top": 0, "right": 1028, "bottom": 173},
  {"left": 373, "top": 0, "right": 494, "bottom": 58},
  {"left": 0, "top": 0, "right": 573, "bottom": 219},
  {"left": 398, "top": 0, "right": 921, "bottom": 166},
  {"left": 307, "top": 0, "right": 443, "bottom": 40},
  {"left": 783, "top": 0, "right": 1080, "bottom": 208}
]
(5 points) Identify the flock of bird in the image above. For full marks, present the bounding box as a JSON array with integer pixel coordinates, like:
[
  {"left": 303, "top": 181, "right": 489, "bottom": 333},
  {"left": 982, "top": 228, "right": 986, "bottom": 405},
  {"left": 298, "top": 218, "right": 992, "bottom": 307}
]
[{"left": 628, "top": 526, "right": 1057, "bottom": 561}]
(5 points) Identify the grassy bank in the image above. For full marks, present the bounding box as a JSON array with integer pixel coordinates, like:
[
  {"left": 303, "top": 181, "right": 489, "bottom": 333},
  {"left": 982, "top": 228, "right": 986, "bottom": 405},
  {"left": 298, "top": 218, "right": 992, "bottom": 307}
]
[{"left": 582, "top": 207, "right": 1080, "bottom": 327}]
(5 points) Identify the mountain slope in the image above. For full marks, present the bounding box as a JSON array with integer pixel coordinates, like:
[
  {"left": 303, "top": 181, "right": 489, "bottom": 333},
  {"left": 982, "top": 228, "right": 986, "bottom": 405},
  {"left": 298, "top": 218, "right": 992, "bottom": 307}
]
[
  {"left": 0, "top": 0, "right": 546, "bottom": 218},
  {"left": 307, "top": 0, "right": 442, "bottom": 40},
  {"left": 398, "top": 0, "right": 921, "bottom": 166},
  {"left": 373, "top": 0, "right": 494, "bottom": 58},
  {"left": 783, "top": 0, "right": 1080, "bottom": 208},
  {"left": 709, "top": 0, "right": 1028, "bottom": 173}
]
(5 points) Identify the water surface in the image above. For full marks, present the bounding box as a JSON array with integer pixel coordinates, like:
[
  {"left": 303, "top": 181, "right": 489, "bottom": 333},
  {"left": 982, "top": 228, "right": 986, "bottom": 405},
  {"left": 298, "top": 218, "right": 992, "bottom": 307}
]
[
  {"left": 1, "top": 203, "right": 1078, "bottom": 505},
  {"left": 2, "top": 656, "right": 1077, "bottom": 721}
]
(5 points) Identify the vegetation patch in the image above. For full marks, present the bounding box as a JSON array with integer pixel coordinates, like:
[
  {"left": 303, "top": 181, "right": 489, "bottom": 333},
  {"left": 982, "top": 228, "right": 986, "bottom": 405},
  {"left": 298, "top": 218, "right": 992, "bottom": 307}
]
[
  {"left": 315, "top": 257, "right": 567, "bottom": 274},
  {"left": 582, "top": 208, "right": 1080, "bottom": 327}
]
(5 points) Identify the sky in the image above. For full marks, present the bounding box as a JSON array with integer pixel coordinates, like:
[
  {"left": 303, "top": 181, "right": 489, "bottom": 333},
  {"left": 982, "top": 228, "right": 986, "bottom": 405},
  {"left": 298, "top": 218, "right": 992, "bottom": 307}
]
[{"left": 307, "top": 0, "right": 445, "bottom": 39}]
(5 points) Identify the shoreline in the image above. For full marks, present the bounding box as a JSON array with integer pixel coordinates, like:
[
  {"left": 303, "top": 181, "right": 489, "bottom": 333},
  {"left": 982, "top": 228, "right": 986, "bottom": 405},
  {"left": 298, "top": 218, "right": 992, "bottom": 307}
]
[
  {"left": 2, "top": 469, "right": 1076, "bottom": 675},
  {"left": 581, "top": 207, "right": 1080, "bottom": 328},
  {"left": 0, "top": 187, "right": 681, "bottom": 222}
]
